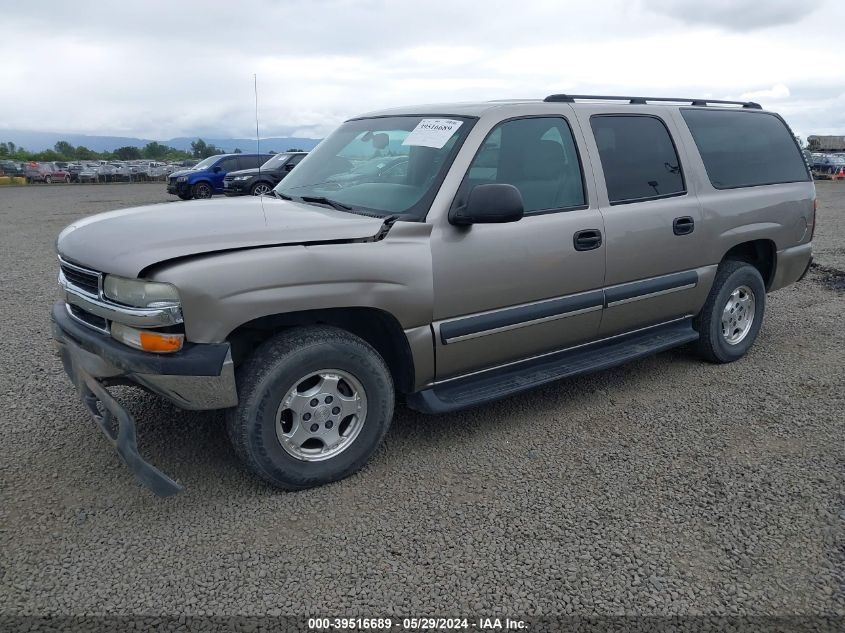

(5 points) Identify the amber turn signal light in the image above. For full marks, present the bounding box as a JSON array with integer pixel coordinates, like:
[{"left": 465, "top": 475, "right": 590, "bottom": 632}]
[
  {"left": 139, "top": 331, "right": 184, "bottom": 353},
  {"left": 111, "top": 322, "right": 184, "bottom": 354}
]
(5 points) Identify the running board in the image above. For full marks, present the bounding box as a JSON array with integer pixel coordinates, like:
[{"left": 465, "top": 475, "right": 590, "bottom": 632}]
[{"left": 407, "top": 319, "right": 699, "bottom": 414}]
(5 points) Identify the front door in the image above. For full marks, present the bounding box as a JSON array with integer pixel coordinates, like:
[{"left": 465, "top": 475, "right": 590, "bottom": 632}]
[
  {"left": 431, "top": 115, "right": 606, "bottom": 380},
  {"left": 213, "top": 156, "right": 241, "bottom": 192}
]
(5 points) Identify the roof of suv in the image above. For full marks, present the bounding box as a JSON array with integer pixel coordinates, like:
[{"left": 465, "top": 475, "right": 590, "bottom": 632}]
[{"left": 358, "top": 94, "right": 767, "bottom": 119}]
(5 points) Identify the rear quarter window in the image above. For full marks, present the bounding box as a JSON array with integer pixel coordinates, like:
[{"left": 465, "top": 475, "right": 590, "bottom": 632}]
[{"left": 680, "top": 109, "right": 809, "bottom": 189}]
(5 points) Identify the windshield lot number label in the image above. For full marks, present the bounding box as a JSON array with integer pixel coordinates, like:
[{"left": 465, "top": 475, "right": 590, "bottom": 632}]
[{"left": 403, "top": 119, "right": 463, "bottom": 148}]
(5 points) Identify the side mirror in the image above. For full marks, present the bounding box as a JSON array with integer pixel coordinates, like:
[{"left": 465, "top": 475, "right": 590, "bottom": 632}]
[
  {"left": 449, "top": 183, "right": 524, "bottom": 226},
  {"left": 284, "top": 163, "right": 295, "bottom": 171},
  {"left": 213, "top": 166, "right": 223, "bottom": 173}
]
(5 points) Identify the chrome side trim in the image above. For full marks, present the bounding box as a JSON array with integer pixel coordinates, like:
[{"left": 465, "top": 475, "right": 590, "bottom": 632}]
[
  {"left": 606, "top": 282, "right": 697, "bottom": 307},
  {"left": 433, "top": 315, "right": 695, "bottom": 386},
  {"left": 443, "top": 304, "right": 602, "bottom": 344},
  {"left": 64, "top": 286, "right": 183, "bottom": 328}
]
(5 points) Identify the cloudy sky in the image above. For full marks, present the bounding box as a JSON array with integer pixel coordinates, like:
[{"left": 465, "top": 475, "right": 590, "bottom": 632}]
[{"left": 1, "top": 0, "right": 843, "bottom": 142}]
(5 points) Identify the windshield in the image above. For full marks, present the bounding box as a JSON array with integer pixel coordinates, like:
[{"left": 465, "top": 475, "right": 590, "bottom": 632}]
[
  {"left": 275, "top": 115, "right": 474, "bottom": 219},
  {"left": 193, "top": 156, "right": 221, "bottom": 170},
  {"left": 261, "top": 153, "right": 293, "bottom": 169}
]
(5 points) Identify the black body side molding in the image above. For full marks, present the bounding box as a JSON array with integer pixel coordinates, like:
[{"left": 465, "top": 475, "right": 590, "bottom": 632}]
[{"left": 439, "top": 290, "right": 604, "bottom": 344}]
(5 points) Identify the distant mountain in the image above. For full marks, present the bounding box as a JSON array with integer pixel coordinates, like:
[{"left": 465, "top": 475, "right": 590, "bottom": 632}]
[{"left": 0, "top": 129, "right": 322, "bottom": 153}]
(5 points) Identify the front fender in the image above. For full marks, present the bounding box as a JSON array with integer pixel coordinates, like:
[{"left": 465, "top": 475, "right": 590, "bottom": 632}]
[{"left": 149, "top": 222, "right": 435, "bottom": 344}]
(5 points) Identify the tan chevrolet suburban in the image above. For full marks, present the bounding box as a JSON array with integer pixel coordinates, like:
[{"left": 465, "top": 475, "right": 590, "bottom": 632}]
[{"left": 52, "top": 94, "right": 815, "bottom": 495}]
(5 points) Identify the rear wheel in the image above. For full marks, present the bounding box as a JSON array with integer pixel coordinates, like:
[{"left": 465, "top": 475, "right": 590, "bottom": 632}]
[
  {"left": 192, "top": 182, "right": 212, "bottom": 199},
  {"left": 251, "top": 182, "right": 272, "bottom": 196},
  {"left": 226, "top": 326, "right": 394, "bottom": 490},
  {"left": 693, "top": 260, "right": 766, "bottom": 363}
]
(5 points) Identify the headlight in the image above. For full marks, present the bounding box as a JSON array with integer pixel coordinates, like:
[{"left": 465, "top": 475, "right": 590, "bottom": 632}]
[
  {"left": 103, "top": 275, "right": 180, "bottom": 308},
  {"left": 232, "top": 175, "right": 251, "bottom": 181},
  {"left": 176, "top": 176, "right": 187, "bottom": 182}
]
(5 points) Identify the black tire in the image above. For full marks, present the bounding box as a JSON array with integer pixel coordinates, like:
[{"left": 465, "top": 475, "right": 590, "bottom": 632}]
[
  {"left": 177, "top": 193, "right": 192, "bottom": 201},
  {"left": 693, "top": 260, "right": 766, "bottom": 364},
  {"left": 250, "top": 181, "right": 272, "bottom": 196},
  {"left": 226, "top": 326, "right": 394, "bottom": 490},
  {"left": 45, "top": 175, "right": 52, "bottom": 184},
  {"left": 192, "top": 181, "right": 212, "bottom": 199}
]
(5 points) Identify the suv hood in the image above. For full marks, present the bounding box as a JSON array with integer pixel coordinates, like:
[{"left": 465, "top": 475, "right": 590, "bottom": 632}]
[
  {"left": 168, "top": 168, "right": 199, "bottom": 179},
  {"left": 57, "top": 196, "right": 386, "bottom": 277}
]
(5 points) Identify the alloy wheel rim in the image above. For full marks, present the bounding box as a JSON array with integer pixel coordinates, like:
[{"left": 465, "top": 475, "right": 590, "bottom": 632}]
[
  {"left": 721, "top": 284, "right": 755, "bottom": 345},
  {"left": 196, "top": 185, "right": 211, "bottom": 198},
  {"left": 253, "top": 183, "right": 271, "bottom": 196},
  {"left": 275, "top": 369, "right": 367, "bottom": 462}
]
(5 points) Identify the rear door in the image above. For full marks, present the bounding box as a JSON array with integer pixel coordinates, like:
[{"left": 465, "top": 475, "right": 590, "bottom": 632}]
[{"left": 574, "top": 107, "right": 709, "bottom": 337}]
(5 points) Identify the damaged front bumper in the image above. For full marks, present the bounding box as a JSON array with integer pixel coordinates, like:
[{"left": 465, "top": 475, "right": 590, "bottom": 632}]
[{"left": 51, "top": 301, "right": 237, "bottom": 496}]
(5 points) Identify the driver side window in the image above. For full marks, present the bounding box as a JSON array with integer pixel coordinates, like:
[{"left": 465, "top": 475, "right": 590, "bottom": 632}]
[{"left": 464, "top": 117, "right": 586, "bottom": 213}]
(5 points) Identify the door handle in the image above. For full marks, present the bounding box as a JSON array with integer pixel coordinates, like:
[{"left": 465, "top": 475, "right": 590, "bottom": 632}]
[
  {"left": 673, "top": 216, "right": 695, "bottom": 235},
  {"left": 573, "top": 229, "right": 602, "bottom": 251}
]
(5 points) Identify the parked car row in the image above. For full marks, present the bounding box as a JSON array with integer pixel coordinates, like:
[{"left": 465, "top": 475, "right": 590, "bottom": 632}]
[
  {"left": 809, "top": 152, "right": 845, "bottom": 178},
  {"left": 167, "top": 152, "right": 308, "bottom": 200},
  {"left": 0, "top": 159, "right": 188, "bottom": 183}
]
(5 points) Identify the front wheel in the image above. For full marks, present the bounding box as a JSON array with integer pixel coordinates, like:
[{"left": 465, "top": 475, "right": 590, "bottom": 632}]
[
  {"left": 191, "top": 182, "right": 213, "bottom": 199},
  {"left": 693, "top": 260, "right": 766, "bottom": 363},
  {"left": 45, "top": 175, "right": 52, "bottom": 184},
  {"left": 251, "top": 182, "right": 272, "bottom": 196},
  {"left": 226, "top": 326, "right": 394, "bottom": 490}
]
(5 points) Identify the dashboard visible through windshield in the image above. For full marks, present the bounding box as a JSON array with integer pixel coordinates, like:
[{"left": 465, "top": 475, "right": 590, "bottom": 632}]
[{"left": 275, "top": 115, "right": 475, "bottom": 219}]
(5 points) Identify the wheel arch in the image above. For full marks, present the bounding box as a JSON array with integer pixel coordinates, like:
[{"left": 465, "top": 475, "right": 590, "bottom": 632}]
[
  {"left": 226, "top": 307, "right": 416, "bottom": 394},
  {"left": 722, "top": 238, "right": 777, "bottom": 289}
]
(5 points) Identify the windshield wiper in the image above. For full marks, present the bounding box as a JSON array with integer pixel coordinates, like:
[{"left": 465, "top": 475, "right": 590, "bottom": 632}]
[
  {"left": 272, "top": 190, "right": 292, "bottom": 200},
  {"left": 299, "top": 195, "right": 353, "bottom": 211}
]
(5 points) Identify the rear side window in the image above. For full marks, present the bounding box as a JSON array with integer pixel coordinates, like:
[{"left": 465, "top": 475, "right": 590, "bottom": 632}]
[
  {"left": 681, "top": 109, "right": 809, "bottom": 189},
  {"left": 464, "top": 117, "right": 586, "bottom": 214},
  {"left": 217, "top": 157, "right": 241, "bottom": 171},
  {"left": 238, "top": 156, "right": 261, "bottom": 169},
  {"left": 590, "top": 115, "right": 685, "bottom": 204}
]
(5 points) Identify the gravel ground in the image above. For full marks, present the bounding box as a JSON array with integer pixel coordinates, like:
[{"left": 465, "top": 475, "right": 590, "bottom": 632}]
[{"left": 0, "top": 182, "right": 843, "bottom": 621}]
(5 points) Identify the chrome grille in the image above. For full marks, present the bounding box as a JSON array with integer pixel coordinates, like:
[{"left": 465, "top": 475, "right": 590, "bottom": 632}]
[
  {"left": 67, "top": 303, "right": 109, "bottom": 333},
  {"left": 59, "top": 258, "right": 101, "bottom": 296}
]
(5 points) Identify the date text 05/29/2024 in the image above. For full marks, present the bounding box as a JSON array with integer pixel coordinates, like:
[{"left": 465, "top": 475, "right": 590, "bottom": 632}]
[{"left": 308, "top": 617, "right": 528, "bottom": 630}]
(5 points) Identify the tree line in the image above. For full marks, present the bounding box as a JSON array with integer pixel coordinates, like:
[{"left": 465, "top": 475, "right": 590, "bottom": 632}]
[{"left": 0, "top": 138, "right": 240, "bottom": 163}]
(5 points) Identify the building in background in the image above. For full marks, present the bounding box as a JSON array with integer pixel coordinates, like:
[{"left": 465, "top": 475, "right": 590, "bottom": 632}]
[{"left": 807, "top": 135, "right": 845, "bottom": 151}]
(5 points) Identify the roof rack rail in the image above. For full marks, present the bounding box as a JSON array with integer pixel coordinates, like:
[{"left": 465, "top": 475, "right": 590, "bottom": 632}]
[{"left": 543, "top": 94, "right": 762, "bottom": 109}]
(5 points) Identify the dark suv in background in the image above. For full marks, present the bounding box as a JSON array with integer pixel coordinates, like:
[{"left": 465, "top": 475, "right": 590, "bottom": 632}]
[
  {"left": 166, "top": 153, "right": 273, "bottom": 200},
  {"left": 223, "top": 151, "right": 307, "bottom": 196}
]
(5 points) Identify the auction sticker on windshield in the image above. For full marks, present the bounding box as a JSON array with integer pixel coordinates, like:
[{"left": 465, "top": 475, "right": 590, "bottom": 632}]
[{"left": 402, "top": 119, "right": 463, "bottom": 149}]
